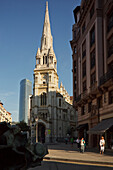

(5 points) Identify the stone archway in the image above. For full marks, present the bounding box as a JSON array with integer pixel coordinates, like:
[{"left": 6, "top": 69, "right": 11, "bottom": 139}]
[{"left": 38, "top": 123, "right": 45, "bottom": 143}]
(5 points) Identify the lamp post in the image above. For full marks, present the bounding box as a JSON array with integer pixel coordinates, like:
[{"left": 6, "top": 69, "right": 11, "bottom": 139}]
[{"left": 36, "top": 118, "right": 38, "bottom": 143}]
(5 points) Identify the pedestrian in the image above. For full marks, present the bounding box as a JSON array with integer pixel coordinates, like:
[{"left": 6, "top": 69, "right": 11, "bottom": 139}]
[
  {"left": 100, "top": 136, "right": 105, "bottom": 154},
  {"left": 70, "top": 137, "right": 74, "bottom": 147},
  {"left": 65, "top": 137, "right": 68, "bottom": 144},
  {"left": 76, "top": 137, "right": 80, "bottom": 151},
  {"left": 81, "top": 138, "right": 85, "bottom": 153}
]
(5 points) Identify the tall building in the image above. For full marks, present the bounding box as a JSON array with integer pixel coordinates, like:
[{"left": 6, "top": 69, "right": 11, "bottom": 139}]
[
  {"left": 0, "top": 101, "right": 12, "bottom": 123},
  {"left": 70, "top": 0, "right": 113, "bottom": 148},
  {"left": 19, "top": 79, "right": 32, "bottom": 124},
  {"left": 30, "top": 2, "right": 76, "bottom": 143}
]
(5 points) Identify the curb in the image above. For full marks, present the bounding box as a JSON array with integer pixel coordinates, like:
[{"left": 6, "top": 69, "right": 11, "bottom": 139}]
[{"left": 44, "top": 156, "right": 113, "bottom": 166}]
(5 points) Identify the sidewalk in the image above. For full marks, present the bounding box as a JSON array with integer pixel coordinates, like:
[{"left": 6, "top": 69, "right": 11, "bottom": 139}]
[{"left": 44, "top": 143, "right": 113, "bottom": 166}]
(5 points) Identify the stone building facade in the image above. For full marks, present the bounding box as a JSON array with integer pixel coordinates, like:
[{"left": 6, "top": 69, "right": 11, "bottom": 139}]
[
  {"left": 70, "top": 0, "right": 113, "bottom": 148},
  {"left": 30, "top": 2, "right": 76, "bottom": 143},
  {"left": 0, "top": 101, "right": 12, "bottom": 123}
]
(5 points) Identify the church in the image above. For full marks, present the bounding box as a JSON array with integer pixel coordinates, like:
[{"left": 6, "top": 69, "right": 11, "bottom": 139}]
[{"left": 30, "top": 2, "right": 76, "bottom": 143}]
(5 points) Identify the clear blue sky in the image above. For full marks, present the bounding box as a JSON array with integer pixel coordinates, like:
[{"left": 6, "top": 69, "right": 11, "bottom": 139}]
[{"left": 0, "top": 0, "right": 81, "bottom": 122}]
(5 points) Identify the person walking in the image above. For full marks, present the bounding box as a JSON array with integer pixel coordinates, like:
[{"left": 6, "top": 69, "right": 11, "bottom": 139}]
[
  {"left": 70, "top": 137, "right": 74, "bottom": 147},
  {"left": 76, "top": 137, "right": 80, "bottom": 151},
  {"left": 81, "top": 138, "right": 85, "bottom": 153},
  {"left": 100, "top": 136, "right": 105, "bottom": 154}
]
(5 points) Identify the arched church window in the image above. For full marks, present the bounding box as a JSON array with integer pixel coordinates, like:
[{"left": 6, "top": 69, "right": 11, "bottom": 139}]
[
  {"left": 41, "top": 93, "right": 47, "bottom": 106},
  {"left": 43, "top": 56, "right": 45, "bottom": 64},
  {"left": 54, "top": 62, "right": 56, "bottom": 68},
  {"left": 49, "top": 75, "right": 51, "bottom": 82},
  {"left": 50, "top": 56, "right": 53, "bottom": 64},
  {"left": 45, "top": 38, "right": 46, "bottom": 45},
  {"left": 35, "top": 77, "right": 38, "bottom": 83},
  {"left": 45, "top": 56, "right": 47, "bottom": 64}
]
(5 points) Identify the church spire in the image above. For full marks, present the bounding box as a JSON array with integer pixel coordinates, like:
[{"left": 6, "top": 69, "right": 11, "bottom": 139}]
[{"left": 40, "top": 1, "right": 53, "bottom": 51}]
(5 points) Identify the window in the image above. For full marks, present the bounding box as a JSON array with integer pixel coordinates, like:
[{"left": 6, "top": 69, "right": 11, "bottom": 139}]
[
  {"left": 109, "top": 90, "right": 113, "bottom": 104},
  {"left": 108, "top": 35, "right": 113, "bottom": 58},
  {"left": 90, "top": 50, "right": 95, "bottom": 69},
  {"left": 82, "top": 40, "right": 86, "bottom": 58},
  {"left": 90, "top": 4, "right": 94, "bottom": 19},
  {"left": 88, "top": 102, "right": 92, "bottom": 113},
  {"left": 37, "top": 58, "right": 40, "bottom": 64},
  {"left": 107, "top": 10, "right": 113, "bottom": 32},
  {"left": 49, "top": 75, "right": 51, "bottom": 82},
  {"left": 97, "top": 96, "right": 102, "bottom": 108},
  {"left": 91, "top": 72, "right": 96, "bottom": 85},
  {"left": 74, "top": 79, "right": 77, "bottom": 89},
  {"left": 90, "top": 25, "right": 95, "bottom": 47},
  {"left": 82, "top": 61, "right": 86, "bottom": 78},
  {"left": 74, "top": 61, "right": 76, "bottom": 73},
  {"left": 81, "top": 105, "right": 85, "bottom": 115},
  {"left": 41, "top": 93, "right": 46, "bottom": 106},
  {"left": 63, "top": 114, "right": 65, "bottom": 120},
  {"left": 74, "top": 47, "right": 76, "bottom": 54},
  {"left": 82, "top": 22, "right": 86, "bottom": 34},
  {"left": 54, "top": 62, "right": 56, "bottom": 68},
  {"left": 45, "top": 56, "right": 47, "bottom": 64},
  {"left": 59, "top": 98, "right": 61, "bottom": 107},
  {"left": 35, "top": 77, "right": 38, "bottom": 83},
  {"left": 83, "top": 81, "right": 86, "bottom": 92},
  {"left": 43, "top": 56, "right": 44, "bottom": 64},
  {"left": 74, "top": 92, "right": 76, "bottom": 101},
  {"left": 50, "top": 56, "right": 53, "bottom": 64}
]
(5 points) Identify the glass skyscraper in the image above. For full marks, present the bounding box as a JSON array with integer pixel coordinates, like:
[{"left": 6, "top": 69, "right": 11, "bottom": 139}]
[{"left": 19, "top": 79, "right": 32, "bottom": 124}]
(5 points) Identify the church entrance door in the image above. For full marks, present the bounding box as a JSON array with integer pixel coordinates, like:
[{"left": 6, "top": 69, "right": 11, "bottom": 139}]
[{"left": 38, "top": 123, "right": 45, "bottom": 143}]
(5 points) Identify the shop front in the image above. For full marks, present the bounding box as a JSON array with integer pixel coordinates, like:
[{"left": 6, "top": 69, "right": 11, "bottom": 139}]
[{"left": 87, "top": 117, "right": 113, "bottom": 149}]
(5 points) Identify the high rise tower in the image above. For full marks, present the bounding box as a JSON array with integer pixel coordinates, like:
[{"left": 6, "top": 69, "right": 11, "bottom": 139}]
[
  {"left": 33, "top": 1, "right": 58, "bottom": 96},
  {"left": 19, "top": 79, "right": 32, "bottom": 124}
]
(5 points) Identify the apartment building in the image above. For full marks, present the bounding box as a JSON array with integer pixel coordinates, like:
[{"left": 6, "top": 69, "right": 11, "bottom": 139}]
[
  {"left": 70, "top": 0, "right": 113, "bottom": 148},
  {"left": 0, "top": 101, "right": 12, "bottom": 123}
]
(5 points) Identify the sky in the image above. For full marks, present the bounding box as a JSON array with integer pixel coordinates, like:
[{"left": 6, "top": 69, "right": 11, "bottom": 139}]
[{"left": 0, "top": 0, "right": 81, "bottom": 122}]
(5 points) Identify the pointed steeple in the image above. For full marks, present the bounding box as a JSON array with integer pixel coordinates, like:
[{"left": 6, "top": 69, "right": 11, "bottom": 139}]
[{"left": 40, "top": 1, "right": 53, "bottom": 51}]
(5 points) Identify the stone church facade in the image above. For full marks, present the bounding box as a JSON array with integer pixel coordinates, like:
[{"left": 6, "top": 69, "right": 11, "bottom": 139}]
[{"left": 30, "top": 2, "right": 76, "bottom": 143}]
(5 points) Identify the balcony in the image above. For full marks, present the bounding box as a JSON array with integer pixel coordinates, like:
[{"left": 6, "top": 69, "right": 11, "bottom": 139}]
[
  {"left": 90, "top": 81, "right": 98, "bottom": 94},
  {"left": 99, "top": 69, "right": 113, "bottom": 86}
]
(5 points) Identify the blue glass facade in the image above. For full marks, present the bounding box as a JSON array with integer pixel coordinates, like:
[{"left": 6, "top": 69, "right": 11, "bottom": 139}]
[{"left": 19, "top": 79, "right": 32, "bottom": 123}]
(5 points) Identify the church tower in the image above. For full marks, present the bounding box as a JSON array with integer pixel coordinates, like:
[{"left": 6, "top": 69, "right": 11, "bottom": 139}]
[
  {"left": 33, "top": 1, "right": 59, "bottom": 96},
  {"left": 31, "top": 2, "right": 75, "bottom": 144}
]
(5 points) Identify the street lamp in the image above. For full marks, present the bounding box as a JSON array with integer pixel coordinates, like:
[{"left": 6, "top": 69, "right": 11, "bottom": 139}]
[{"left": 36, "top": 117, "right": 38, "bottom": 143}]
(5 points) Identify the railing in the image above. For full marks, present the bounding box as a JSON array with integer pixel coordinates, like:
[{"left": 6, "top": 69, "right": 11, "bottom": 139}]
[{"left": 99, "top": 69, "right": 113, "bottom": 86}]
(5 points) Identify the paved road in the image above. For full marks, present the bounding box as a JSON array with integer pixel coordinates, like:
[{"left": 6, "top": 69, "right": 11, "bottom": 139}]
[{"left": 28, "top": 160, "right": 113, "bottom": 170}]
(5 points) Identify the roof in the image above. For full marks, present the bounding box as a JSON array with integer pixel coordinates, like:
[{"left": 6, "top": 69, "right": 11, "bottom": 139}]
[{"left": 87, "top": 118, "right": 113, "bottom": 134}]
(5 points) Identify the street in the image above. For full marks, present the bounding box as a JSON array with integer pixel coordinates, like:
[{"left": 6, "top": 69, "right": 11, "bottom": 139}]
[{"left": 28, "top": 160, "right": 113, "bottom": 170}]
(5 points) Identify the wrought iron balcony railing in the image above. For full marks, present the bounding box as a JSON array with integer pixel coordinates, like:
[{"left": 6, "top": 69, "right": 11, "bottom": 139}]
[{"left": 99, "top": 69, "right": 113, "bottom": 86}]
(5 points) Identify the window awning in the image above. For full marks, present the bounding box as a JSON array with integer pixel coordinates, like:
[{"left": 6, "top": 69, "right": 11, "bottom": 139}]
[{"left": 87, "top": 118, "right": 113, "bottom": 134}]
